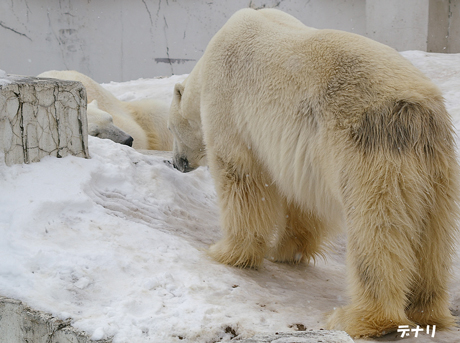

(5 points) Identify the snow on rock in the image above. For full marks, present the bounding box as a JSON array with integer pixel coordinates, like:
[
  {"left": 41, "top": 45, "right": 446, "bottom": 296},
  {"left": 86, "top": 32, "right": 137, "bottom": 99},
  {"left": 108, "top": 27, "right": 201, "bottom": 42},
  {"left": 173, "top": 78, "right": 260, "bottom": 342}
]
[{"left": 0, "top": 70, "right": 12, "bottom": 86}]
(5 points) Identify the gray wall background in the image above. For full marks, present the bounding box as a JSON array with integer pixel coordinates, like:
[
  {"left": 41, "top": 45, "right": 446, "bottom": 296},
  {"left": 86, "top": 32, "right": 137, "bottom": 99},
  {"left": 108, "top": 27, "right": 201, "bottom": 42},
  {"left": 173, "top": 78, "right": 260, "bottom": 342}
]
[{"left": 1, "top": 0, "right": 459, "bottom": 83}]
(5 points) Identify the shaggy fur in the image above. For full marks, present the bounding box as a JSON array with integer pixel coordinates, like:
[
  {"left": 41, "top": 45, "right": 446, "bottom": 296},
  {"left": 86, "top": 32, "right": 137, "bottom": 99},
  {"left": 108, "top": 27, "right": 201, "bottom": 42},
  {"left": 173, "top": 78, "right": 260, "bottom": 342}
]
[
  {"left": 38, "top": 70, "right": 173, "bottom": 150},
  {"left": 168, "top": 8, "right": 460, "bottom": 338}
]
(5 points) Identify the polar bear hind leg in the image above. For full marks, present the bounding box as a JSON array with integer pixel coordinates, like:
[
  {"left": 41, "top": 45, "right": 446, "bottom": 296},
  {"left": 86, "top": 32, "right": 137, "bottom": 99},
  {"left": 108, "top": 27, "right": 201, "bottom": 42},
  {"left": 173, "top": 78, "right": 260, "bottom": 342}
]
[
  {"left": 327, "top": 100, "right": 459, "bottom": 337},
  {"left": 328, "top": 155, "right": 418, "bottom": 337},
  {"left": 405, "top": 135, "right": 458, "bottom": 329}
]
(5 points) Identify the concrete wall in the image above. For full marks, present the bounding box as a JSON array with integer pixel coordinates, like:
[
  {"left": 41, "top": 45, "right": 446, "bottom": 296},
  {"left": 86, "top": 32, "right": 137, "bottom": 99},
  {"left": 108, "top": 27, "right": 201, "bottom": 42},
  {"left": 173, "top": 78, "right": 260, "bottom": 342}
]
[
  {"left": 0, "top": 296, "right": 111, "bottom": 343},
  {"left": 0, "top": 0, "right": 365, "bottom": 82},
  {"left": 366, "top": 0, "right": 430, "bottom": 51},
  {"left": 366, "top": 0, "right": 460, "bottom": 52},
  {"left": 427, "top": 0, "right": 460, "bottom": 53},
  {"left": 0, "top": 0, "right": 458, "bottom": 83}
]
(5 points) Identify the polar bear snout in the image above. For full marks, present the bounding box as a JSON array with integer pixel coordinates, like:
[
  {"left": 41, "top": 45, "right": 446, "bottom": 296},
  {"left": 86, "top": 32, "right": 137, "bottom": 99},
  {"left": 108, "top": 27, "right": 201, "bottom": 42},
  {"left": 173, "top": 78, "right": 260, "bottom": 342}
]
[
  {"left": 122, "top": 135, "right": 134, "bottom": 147},
  {"left": 173, "top": 156, "right": 194, "bottom": 173}
]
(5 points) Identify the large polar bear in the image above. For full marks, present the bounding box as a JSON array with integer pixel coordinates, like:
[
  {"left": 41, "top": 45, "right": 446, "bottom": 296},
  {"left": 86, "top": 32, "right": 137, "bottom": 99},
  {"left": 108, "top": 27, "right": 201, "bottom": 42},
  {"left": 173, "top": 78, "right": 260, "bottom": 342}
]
[
  {"left": 38, "top": 70, "right": 173, "bottom": 150},
  {"left": 168, "top": 8, "right": 460, "bottom": 338}
]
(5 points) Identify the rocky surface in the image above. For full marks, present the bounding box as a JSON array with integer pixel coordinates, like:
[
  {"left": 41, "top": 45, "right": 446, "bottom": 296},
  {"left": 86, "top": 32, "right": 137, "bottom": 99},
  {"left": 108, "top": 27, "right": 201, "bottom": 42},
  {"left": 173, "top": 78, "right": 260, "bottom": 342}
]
[{"left": 0, "top": 74, "right": 89, "bottom": 166}]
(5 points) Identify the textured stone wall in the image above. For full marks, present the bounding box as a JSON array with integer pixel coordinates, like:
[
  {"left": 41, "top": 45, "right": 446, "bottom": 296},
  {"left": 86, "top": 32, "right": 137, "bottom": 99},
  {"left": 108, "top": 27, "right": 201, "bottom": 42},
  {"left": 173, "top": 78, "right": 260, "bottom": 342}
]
[
  {"left": 0, "top": 74, "right": 89, "bottom": 166},
  {"left": 0, "top": 296, "right": 111, "bottom": 343}
]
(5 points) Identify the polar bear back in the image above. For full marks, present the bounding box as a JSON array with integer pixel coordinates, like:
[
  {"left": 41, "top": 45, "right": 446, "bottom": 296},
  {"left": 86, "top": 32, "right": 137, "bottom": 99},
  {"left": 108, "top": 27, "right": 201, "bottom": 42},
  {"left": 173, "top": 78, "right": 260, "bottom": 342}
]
[{"left": 198, "top": 8, "right": 446, "bottom": 215}]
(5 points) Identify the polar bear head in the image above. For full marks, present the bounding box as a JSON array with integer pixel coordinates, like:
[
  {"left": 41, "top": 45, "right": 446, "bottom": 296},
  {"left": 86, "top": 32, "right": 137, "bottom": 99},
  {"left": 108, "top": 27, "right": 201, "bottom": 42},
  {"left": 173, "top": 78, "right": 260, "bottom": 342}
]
[
  {"left": 168, "top": 82, "right": 206, "bottom": 172},
  {"left": 87, "top": 100, "right": 134, "bottom": 147}
]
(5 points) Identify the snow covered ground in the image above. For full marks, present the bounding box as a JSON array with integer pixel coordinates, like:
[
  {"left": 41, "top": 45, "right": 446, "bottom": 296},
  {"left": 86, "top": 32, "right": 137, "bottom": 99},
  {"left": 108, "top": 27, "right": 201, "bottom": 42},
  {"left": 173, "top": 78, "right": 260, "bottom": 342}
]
[{"left": 1, "top": 51, "right": 460, "bottom": 343}]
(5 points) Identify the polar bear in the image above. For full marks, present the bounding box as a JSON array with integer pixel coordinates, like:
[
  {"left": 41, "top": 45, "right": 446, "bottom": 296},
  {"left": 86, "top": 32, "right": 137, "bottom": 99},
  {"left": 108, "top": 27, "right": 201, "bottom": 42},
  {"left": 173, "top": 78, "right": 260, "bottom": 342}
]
[
  {"left": 86, "top": 100, "right": 133, "bottom": 146},
  {"left": 168, "top": 8, "right": 460, "bottom": 338},
  {"left": 37, "top": 70, "right": 173, "bottom": 150}
]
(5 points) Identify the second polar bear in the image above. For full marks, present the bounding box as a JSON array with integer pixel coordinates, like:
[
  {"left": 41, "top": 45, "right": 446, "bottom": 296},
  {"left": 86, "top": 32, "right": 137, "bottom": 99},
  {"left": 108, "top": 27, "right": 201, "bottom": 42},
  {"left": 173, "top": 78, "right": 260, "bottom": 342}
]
[
  {"left": 168, "top": 8, "right": 460, "bottom": 339},
  {"left": 86, "top": 99, "right": 134, "bottom": 146},
  {"left": 38, "top": 70, "right": 173, "bottom": 150}
]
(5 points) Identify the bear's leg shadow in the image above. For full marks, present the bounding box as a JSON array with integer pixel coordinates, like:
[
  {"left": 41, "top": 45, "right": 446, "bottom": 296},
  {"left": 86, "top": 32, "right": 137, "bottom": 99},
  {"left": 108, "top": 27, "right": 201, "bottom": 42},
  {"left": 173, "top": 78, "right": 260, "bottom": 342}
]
[
  {"left": 208, "top": 154, "right": 285, "bottom": 268},
  {"left": 269, "top": 202, "right": 328, "bottom": 264}
]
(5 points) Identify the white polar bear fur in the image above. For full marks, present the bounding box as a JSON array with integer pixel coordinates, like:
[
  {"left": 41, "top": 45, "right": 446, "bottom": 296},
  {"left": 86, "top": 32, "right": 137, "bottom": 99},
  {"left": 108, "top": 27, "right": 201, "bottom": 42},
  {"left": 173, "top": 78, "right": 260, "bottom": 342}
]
[
  {"left": 168, "top": 8, "right": 460, "bottom": 338},
  {"left": 38, "top": 70, "right": 173, "bottom": 150},
  {"left": 86, "top": 100, "right": 133, "bottom": 146}
]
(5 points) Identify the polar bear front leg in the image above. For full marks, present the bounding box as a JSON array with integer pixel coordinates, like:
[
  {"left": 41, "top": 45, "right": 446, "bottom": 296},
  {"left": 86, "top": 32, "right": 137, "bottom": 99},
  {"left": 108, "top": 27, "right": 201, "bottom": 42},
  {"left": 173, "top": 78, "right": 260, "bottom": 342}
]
[{"left": 208, "top": 155, "right": 284, "bottom": 268}]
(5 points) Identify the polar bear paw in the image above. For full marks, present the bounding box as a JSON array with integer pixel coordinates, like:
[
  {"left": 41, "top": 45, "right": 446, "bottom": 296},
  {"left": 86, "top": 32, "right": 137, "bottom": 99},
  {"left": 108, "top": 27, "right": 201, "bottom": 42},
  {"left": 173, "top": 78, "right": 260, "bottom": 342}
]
[
  {"left": 209, "top": 239, "right": 264, "bottom": 269},
  {"left": 326, "top": 305, "right": 410, "bottom": 338}
]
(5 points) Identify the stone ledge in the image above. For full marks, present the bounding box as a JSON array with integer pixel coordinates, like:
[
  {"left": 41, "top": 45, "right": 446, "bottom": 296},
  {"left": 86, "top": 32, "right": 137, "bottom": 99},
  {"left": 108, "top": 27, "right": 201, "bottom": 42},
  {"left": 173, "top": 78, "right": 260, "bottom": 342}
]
[
  {"left": 235, "top": 330, "right": 355, "bottom": 343},
  {"left": 0, "top": 74, "right": 89, "bottom": 166},
  {"left": 0, "top": 296, "right": 111, "bottom": 343},
  {"left": 0, "top": 295, "right": 355, "bottom": 343}
]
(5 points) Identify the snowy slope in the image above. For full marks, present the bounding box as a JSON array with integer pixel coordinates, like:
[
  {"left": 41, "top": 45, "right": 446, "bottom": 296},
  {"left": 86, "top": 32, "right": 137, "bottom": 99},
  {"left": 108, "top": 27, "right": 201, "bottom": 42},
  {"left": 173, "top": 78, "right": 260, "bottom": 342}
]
[{"left": 1, "top": 52, "right": 460, "bottom": 343}]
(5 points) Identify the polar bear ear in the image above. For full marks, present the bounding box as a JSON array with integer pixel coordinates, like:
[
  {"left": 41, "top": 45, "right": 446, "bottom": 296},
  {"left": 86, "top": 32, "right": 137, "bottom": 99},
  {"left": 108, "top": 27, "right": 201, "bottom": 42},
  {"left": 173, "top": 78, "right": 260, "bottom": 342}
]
[{"left": 174, "top": 83, "right": 185, "bottom": 102}]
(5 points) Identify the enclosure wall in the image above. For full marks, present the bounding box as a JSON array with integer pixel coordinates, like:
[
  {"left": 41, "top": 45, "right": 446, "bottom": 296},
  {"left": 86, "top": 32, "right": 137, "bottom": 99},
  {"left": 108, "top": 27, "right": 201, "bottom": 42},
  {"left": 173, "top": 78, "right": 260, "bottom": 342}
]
[{"left": 1, "top": 0, "right": 458, "bottom": 82}]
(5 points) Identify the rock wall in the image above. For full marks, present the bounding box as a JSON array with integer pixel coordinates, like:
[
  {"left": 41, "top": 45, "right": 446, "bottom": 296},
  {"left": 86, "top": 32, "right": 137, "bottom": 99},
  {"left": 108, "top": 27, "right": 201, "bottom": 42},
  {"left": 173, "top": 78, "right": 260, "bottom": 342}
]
[
  {"left": 0, "top": 74, "right": 89, "bottom": 166},
  {"left": 0, "top": 296, "right": 111, "bottom": 343}
]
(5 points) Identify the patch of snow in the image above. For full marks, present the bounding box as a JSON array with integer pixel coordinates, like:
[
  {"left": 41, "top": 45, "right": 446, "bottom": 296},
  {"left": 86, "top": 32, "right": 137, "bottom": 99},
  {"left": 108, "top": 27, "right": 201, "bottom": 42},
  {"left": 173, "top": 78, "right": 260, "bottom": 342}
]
[{"left": 0, "top": 69, "right": 11, "bottom": 86}]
